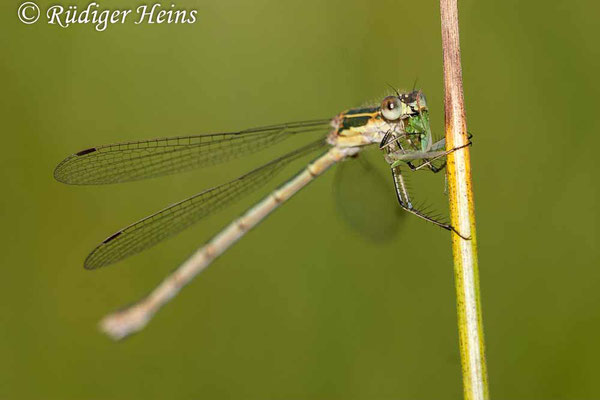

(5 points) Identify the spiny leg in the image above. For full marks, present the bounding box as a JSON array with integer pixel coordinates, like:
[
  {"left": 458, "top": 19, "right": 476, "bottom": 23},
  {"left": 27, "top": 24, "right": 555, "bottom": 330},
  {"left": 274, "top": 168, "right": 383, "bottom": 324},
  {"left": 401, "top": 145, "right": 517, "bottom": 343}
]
[
  {"left": 392, "top": 164, "right": 413, "bottom": 209},
  {"left": 391, "top": 166, "right": 469, "bottom": 240}
]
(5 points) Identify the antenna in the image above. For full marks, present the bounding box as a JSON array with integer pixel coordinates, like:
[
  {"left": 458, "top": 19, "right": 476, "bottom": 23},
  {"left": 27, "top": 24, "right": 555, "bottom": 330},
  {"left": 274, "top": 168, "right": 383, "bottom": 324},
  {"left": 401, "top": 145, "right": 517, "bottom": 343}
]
[{"left": 386, "top": 83, "right": 400, "bottom": 97}]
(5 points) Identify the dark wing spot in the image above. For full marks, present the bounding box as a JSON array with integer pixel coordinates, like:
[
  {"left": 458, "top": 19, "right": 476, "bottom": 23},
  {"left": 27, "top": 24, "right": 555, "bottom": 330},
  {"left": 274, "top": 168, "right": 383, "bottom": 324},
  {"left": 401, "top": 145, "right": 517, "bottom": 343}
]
[
  {"left": 102, "top": 231, "right": 122, "bottom": 244},
  {"left": 76, "top": 148, "right": 97, "bottom": 156}
]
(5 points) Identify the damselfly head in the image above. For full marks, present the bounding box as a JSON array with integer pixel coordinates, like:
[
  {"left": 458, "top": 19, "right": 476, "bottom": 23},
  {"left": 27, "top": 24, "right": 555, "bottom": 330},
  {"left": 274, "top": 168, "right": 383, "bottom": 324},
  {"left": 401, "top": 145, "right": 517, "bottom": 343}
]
[{"left": 381, "top": 91, "right": 428, "bottom": 122}]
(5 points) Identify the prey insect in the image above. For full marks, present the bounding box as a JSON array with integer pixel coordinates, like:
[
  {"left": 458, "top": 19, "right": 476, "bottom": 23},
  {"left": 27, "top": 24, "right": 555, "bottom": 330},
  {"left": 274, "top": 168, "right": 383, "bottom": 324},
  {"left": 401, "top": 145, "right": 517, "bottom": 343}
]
[{"left": 54, "top": 89, "right": 470, "bottom": 339}]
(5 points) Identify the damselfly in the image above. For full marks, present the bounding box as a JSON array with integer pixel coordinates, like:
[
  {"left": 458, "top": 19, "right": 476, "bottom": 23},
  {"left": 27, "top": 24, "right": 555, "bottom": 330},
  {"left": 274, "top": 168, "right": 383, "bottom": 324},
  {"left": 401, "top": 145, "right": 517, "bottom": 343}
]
[{"left": 54, "top": 90, "right": 470, "bottom": 339}]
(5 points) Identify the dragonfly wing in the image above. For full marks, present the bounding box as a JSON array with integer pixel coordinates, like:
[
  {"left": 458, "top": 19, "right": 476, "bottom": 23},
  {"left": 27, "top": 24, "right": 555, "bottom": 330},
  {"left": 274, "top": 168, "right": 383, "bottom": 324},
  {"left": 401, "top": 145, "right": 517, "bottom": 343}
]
[
  {"left": 84, "top": 139, "right": 327, "bottom": 269},
  {"left": 332, "top": 149, "right": 405, "bottom": 242},
  {"left": 54, "top": 119, "right": 330, "bottom": 185}
]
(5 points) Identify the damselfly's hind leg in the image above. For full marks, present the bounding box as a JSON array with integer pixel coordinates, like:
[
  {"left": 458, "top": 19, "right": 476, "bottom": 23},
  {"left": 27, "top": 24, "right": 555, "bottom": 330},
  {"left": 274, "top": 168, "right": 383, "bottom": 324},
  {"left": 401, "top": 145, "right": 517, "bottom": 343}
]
[{"left": 391, "top": 166, "right": 470, "bottom": 240}]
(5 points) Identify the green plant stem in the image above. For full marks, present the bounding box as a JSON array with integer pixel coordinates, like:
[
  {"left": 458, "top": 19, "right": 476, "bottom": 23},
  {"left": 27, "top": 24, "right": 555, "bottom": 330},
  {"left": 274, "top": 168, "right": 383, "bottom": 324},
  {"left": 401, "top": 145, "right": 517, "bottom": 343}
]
[{"left": 439, "top": 0, "right": 489, "bottom": 398}]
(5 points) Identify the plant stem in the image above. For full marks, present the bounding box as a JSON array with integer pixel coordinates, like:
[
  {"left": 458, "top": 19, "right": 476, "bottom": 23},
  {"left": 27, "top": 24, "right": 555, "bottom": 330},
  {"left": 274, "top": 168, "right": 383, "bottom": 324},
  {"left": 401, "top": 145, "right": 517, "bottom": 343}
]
[{"left": 439, "top": 0, "right": 489, "bottom": 398}]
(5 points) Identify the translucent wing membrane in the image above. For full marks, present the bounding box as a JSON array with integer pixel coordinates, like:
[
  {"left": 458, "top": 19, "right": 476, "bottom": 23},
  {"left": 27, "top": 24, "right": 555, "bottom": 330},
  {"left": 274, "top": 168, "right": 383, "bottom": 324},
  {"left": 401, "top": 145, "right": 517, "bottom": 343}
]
[
  {"left": 54, "top": 119, "right": 330, "bottom": 185},
  {"left": 333, "top": 150, "right": 404, "bottom": 242},
  {"left": 84, "top": 139, "right": 327, "bottom": 269}
]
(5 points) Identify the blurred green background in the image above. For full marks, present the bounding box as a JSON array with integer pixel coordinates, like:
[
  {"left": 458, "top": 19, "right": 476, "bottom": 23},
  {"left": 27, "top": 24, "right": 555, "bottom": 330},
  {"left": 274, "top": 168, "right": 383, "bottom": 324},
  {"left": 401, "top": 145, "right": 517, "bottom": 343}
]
[{"left": 1, "top": 0, "right": 599, "bottom": 398}]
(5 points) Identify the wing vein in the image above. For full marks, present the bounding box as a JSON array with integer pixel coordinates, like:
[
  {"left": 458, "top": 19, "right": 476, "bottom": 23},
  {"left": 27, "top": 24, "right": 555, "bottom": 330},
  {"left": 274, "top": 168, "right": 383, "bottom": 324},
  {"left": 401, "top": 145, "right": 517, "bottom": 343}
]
[
  {"left": 84, "top": 138, "right": 327, "bottom": 269},
  {"left": 54, "top": 120, "right": 331, "bottom": 185}
]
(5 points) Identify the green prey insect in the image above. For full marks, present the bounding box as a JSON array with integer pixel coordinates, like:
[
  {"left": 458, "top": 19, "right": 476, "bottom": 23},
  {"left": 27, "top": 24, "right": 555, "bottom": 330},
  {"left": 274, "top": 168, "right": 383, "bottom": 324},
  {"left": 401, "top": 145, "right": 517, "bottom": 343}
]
[{"left": 54, "top": 89, "right": 470, "bottom": 339}]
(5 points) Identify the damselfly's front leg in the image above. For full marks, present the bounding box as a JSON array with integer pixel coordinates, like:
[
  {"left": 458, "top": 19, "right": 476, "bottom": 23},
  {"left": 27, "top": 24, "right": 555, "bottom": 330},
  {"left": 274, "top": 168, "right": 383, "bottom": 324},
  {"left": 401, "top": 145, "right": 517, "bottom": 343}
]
[{"left": 391, "top": 165, "right": 469, "bottom": 240}]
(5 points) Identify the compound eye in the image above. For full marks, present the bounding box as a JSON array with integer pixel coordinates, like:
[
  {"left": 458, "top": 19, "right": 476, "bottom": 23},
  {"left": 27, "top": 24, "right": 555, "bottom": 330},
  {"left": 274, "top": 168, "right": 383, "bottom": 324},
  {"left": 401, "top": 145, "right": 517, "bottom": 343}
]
[{"left": 381, "top": 96, "right": 402, "bottom": 121}]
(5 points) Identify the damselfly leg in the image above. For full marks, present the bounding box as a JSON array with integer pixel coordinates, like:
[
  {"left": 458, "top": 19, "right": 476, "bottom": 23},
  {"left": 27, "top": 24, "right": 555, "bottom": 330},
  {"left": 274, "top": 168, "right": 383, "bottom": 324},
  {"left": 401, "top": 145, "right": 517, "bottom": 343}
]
[{"left": 387, "top": 138, "right": 472, "bottom": 240}]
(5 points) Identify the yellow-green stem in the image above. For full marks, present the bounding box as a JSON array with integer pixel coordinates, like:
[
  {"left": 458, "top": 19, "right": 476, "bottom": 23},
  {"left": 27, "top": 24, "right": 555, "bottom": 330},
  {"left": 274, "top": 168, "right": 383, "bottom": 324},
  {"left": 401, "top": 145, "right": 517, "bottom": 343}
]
[{"left": 440, "top": 0, "right": 489, "bottom": 398}]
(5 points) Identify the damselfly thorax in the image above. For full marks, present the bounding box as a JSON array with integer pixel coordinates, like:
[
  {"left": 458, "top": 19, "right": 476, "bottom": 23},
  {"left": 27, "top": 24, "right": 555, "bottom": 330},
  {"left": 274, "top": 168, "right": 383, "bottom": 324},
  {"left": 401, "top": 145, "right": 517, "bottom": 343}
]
[{"left": 328, "top": 90, "right": 432, "bottom": 154}]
